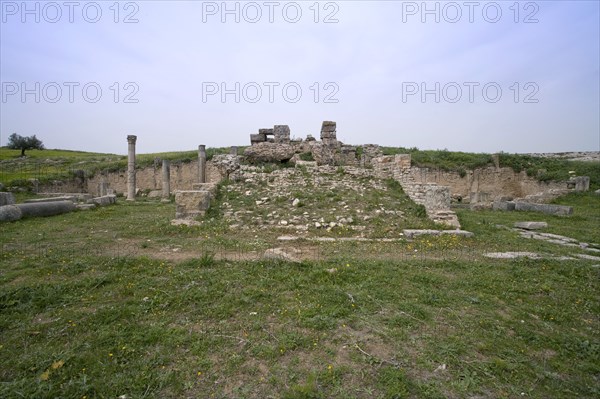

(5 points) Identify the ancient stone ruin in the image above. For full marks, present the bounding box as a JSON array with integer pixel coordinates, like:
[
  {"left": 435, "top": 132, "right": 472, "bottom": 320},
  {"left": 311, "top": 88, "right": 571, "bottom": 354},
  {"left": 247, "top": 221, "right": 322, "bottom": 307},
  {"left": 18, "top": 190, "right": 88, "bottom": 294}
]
[
  {"left": 245, "top": 121, "right": 383, "bottom": 167},
  {"left": 1, "top": 124, "right": 593, "bottom": 230}
]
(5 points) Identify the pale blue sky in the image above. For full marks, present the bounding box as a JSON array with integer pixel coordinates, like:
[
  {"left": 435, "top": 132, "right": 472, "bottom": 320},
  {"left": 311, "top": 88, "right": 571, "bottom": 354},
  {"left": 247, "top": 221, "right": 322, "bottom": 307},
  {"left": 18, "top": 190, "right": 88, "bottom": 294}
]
[{"left": 1, "top": 0, "right": 599, "bottom": 154}]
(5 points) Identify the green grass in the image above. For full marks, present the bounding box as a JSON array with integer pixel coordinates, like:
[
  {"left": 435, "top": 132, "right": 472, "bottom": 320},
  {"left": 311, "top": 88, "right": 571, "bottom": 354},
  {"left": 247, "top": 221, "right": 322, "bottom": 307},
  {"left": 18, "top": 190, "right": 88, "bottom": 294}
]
[
  {"left": 1, "top": 191, "right": 599, "bottom": 398},
  {"left": 0, "top": 146, "right": 244, "bottom": 187},
  {"left": 497, "top": 153, "right": 600, "bottom": 188},
  {"left": 381, "top": 147, "right": 494, "bottom": 172},
  {"left": 0, "top": 148, "right": 115, "bottom": 161},
  {"left": 380, "top": 147, "right": 600, "bottom": 188}
]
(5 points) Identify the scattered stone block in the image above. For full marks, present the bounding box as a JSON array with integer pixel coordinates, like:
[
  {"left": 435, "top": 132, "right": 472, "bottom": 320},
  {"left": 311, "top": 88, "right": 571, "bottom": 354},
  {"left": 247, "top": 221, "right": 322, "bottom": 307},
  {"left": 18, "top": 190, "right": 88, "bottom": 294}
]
[
  {"left": 243, "top": 142, "right": 296, "bottom": 163},
  {"left": 24, "top": 196, "right": 77, "bottom": 203},
  {"left": 250, "top": 133, "right": 267, "bottom": 145},
  {"left": 403, "top": 229, "right": 474, "bottom": 238},
  {"left": 147, "top": 190, "right": 162, "bottom": 198},
  {"left": 595, "top": 189, "right": 600, "bottom": 196},
  {"left": 484, "top": 252, "right": 541, "bottom": 259},
  {"left": 273, "top": 125, "right": 291, "bottom": 144},
  {"left": 403, "top": 229, "right": 441, "bottom": 238},
  {"left": 77, "top": 204, "right": 97, "bottom": 211},
  {"left": 440, "top": 230, "right": 474, "bottom": 237},
  {"left": 170, "top": 219, "right": 202, "bottom": 227},
  {"left": 88, "top": 195, "right": 117, "bottom": 206},
  {"left": 493, "top": 201, "right": 516, "bottom": 211},
  {"left": 470, "top": 203, "right": 491, "bottom": 211},
  {"left": 514, "top": 221, "right": 548, "bottom": 230},
  {"left": 0, "top": 205, "right": 23, "bottom": 222},
  {"left": 514, "top": 202, "right": 573, "bottom": 216},
  {"left": 576, "top": 254, "right": 600, "bottom": 261},
  {"left": 0, "top": 192, "right": 16, "bottom": 206},
  {"left": 263, "top": 247, "right": 301, "bottom": 263},
  {"left": 321, "top": 121, "right": 337, "bottom": 133},
  {"left": 569, "top": 176, "right": 590, "bottom": 191},
  {"left": 38, "top": 193, "right": 92, "bottom": 201},
  {"left": 277, "top": 235, "right": 299, "bottom": 241},
  {"left": 295, "top": 160, "right": 317, "bottom": 168},
  {"left": 175, "top": 190, "right": 211, "bottom": 219},
  {"left": 191, "top": 183, "right": 218, "bottom": 199}
]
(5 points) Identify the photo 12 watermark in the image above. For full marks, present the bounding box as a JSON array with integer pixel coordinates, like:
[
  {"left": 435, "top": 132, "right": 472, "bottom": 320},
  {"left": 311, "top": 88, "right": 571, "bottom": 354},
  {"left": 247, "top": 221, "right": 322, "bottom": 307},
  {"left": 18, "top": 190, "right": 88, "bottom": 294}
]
[
  {"left": 401, "top": 81, "right": 540, "bottom": 104},
  {"left": 201, "top": 1, "right": 339, "bottom": 23},
  {"left": 1, "top": 81, "right": 140, "bottom": 103},
  {"left": 201, "top": 81, "right": 340, "bottom": 104},
  {"left": 1, "top": 1, "right": 140, "bottom": 23},
  {"left": 401, "top": 1, "right": 539, "bottom": 24}
]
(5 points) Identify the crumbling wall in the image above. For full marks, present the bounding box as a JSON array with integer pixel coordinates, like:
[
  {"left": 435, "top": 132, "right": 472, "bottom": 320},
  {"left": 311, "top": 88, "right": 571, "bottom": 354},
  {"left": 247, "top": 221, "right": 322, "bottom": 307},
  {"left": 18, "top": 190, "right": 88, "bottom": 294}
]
[
  {"left": 86, "top": 160, "right": 224, "bottom": 196},
  {"left": 372, "top": 155, "right": 576, "bottom": 204}
]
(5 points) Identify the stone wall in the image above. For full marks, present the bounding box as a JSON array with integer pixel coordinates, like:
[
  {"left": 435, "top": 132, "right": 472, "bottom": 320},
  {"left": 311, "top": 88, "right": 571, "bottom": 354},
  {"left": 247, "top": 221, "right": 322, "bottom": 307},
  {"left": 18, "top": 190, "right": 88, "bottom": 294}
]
[
  {"left": 372, "top": 155, "right": 459, "bottom": 227},
  {"left": 86, "top": 160, "right": 224, "bottom": 197},
  {"left": 373, "top": 155, "right": 573, "bottom": 204}
]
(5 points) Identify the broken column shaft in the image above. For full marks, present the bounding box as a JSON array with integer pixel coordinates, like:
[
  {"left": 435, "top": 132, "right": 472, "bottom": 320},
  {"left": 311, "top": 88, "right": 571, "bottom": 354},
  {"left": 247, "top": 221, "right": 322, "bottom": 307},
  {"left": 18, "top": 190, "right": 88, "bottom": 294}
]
[
  {"left": 198, "top": 145, "right": 207, "bottom": 183},
  {"left": 126, "top": 135, "right": 137, "bottom": 201},
  {"left": 162, "top": 159, "right": 171, "bottom": 199}
]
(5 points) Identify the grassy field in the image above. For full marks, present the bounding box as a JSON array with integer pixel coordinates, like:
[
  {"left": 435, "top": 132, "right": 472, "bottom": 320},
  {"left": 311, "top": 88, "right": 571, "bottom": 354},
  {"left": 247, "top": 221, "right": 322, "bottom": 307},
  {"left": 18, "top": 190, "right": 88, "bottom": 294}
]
[{"left": 1, "top": 183, "right": 599, "bottom": 397}]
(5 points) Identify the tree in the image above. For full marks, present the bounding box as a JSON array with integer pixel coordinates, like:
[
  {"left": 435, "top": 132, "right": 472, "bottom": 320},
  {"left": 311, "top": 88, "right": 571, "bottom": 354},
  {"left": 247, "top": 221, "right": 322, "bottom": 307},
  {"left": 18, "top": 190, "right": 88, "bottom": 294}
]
[{"left": 7, "top": 133, "right": 45, "bottom": 157}]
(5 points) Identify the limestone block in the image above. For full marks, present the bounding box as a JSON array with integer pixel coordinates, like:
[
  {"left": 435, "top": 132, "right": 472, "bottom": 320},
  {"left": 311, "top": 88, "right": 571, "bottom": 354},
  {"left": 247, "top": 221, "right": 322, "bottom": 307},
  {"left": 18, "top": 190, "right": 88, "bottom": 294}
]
[
  {"left": 493, "top": 201, "right": 516, "bottom": 211},
  {"left": 402, "top": 229, "right": 441, "bottom": 238},
  {"left": 320, "top": 121, "right": 336, "bottom": 133},
  {"left": 243, "top": 143, "right": 295, "bottom": 163},
  {"left": 250, "top": 133, "right": 267, "bottom": 144},
  {"left": 273, "top": 125, "right": 291, "bottom": 144},
  {"left": 394, "top": 154, "right": 412, "bottom": 170},
  {"left": 147, "top": 190, "right": 162, "bottom": 198},
  {"left": 88, "top": 195, "right": 117, "bottom": 206},
  {"left": 424, "top": 185, "right": 451, "bottom": 210},
  {"left": 569, "top": 176, "right": 590, "bottom": 192},
  {"left": 191, "top": 183, "right": 218, "bottom": 199},
  {"left": 263, "top": 247, "right": 301, "bottom": 263},
  {"left": 0, "top": 192, "right": 16, "bottom": 206},
  {"left": 24, "top": 196, "right": 77, "bottom": 204},
  {"left": 514, "top": 202, "right": 573, "bottom": 216},
  {"left": 514, "top": 221, "right": 548, "bottom": 230},
  {"left": 175, "top": 190, "right": 211, "bottom": 219},
  {"left": 0, "top": 205, "right": 23, "bottom": 222}
]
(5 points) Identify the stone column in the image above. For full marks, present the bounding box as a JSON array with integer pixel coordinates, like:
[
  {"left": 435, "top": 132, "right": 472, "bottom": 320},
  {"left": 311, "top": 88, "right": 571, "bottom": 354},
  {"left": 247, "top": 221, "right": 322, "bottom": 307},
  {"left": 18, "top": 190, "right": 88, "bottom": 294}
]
[
  {"left": 230, "top": 146, "right": 238, "bottom": 155},
  {"left": 198, "top": 145, "right": 207, "bottom": 183},
  {"left": 162, "top": 160, "right": 171, "bottom": 199},
  {"left": 98, "top": 182, "right": 109, "bottom": 196},
  {"left": 126, "top": 135, "right": 137, "bottom": 201}
]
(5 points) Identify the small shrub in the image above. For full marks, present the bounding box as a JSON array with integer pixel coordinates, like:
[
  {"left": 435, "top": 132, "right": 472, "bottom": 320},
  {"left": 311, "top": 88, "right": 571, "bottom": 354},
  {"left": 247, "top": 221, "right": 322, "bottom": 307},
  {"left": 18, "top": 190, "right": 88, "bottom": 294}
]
[
  {"left": 198, "top": 251, "right": 216, "bottom": 266},
  {"left": 414, "top": 204, "right": 427, "bottom": 218},
  {"left": 299, "top": 152, "right": 314, "bottom": 162}
]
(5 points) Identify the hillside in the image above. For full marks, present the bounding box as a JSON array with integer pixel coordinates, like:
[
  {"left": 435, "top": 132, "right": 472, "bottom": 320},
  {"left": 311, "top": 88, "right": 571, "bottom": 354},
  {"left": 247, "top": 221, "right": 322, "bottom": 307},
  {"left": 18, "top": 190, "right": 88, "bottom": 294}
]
[{"left": 1, "top": 146, "right": 599, "bottom": 189}]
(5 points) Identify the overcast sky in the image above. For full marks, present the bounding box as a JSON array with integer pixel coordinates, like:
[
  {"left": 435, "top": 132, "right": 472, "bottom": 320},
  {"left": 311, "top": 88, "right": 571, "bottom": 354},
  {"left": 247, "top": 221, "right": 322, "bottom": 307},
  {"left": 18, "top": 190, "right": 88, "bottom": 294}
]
[{"left": 1, "top": 0, "right": 599, "bottom": 155}]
